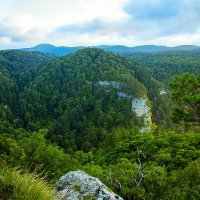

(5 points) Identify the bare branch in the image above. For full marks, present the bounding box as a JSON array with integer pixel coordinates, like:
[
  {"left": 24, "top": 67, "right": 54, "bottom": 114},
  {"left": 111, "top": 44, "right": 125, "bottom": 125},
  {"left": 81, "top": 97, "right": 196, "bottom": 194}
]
[{"left": 133, "top": 147, "right": 157, "bottom": 187}]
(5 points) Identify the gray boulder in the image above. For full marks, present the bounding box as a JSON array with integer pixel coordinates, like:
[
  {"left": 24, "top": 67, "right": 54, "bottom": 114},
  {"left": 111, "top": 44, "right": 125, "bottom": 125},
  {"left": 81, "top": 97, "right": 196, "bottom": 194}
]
[{"left": 55, "top": 170, "right": 123, "bottom": 200}]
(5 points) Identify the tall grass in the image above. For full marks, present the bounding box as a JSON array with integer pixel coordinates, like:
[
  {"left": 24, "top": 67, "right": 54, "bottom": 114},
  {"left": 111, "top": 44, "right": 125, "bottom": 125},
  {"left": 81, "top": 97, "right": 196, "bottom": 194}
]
[{"left": 0, "top": 166, "right": 57, "bottom": 200}]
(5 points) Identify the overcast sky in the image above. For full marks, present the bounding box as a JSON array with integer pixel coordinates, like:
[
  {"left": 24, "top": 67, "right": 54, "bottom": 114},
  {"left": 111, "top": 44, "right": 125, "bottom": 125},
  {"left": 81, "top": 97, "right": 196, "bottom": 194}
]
[{"left": 0, "top": 0, "right": 200, "bottom": 49}]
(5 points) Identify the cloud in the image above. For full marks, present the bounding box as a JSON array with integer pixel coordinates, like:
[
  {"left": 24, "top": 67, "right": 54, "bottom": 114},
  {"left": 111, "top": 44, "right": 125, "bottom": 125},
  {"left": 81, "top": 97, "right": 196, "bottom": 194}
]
[
  {"left": 0, "top": 0, "right": 129, "bottom": 48},
  {"left": 0, "top": 37, "right": 12, "bottom": 45},
  {"left": 55, "top": 20, "right": 104, "bottom": 34},
  {"left": 124, "top": 0, "right": 182, "bottom": 20},
  {"left": 6, "top": 0, "right": 128, "bottom": 25},
  {"left": 0, "top": 0, "right": 200, "bottom": 48},
  {"left": 123, "top": 0, "right": 200, "bottom": 35},
  {"left": 0, "top": 16, "right": 47, "bottom": 43}
]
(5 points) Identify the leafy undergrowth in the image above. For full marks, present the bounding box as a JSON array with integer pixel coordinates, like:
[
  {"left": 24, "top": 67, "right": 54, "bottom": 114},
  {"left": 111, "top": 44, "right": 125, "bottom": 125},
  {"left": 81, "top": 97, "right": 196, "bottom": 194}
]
[{"left": 0, "top": 166, "right": 57, "bottom": 200}]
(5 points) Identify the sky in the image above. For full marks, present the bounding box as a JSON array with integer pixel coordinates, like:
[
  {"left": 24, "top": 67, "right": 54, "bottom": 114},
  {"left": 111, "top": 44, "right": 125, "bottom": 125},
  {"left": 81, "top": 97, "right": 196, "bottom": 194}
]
[{"left": 0, "top": 0, "right": 200, "bottom": 49}]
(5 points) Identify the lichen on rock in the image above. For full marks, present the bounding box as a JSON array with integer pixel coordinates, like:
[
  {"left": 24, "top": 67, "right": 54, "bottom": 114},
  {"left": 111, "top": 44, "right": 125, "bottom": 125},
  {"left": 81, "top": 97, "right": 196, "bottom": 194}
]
[{"left": 55, "top": 170, "right": 123, "bottom": 200}]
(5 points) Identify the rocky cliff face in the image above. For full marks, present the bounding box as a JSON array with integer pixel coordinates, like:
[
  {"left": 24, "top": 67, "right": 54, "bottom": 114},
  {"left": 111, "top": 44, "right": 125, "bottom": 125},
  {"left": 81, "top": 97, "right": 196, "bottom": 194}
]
[
  {"left": 131, "top": 98, "right": 152, "bottom": 132},
  {"left": 117, "top": 91, "right": 152, "bottom": 132},
  {"left": 55, "top": 170, "right": 123, "bottom": 200}
]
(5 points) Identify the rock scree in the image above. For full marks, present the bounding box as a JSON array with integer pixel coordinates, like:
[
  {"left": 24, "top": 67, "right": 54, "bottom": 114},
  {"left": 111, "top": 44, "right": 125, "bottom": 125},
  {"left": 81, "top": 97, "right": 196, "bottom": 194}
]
[{"left": 55, "top": 170, "right": 123, "bottom": 200}]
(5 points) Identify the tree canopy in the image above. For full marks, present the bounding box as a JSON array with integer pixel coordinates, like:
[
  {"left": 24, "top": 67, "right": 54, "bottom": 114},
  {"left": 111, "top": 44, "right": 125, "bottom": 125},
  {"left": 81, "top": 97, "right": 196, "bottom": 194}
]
[
  {"left": 0, "top": 48, "right": 200, "bottom": 199},
  {"left": 170, "top": 73, "right": 200, "bottom": 126}
]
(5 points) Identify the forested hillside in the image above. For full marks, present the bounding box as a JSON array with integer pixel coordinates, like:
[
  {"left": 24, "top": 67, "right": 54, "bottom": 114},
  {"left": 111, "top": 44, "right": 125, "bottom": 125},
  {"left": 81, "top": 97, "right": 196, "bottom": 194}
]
[
  {"left": 123, "top": 52, "right": 200, "bottom": 84},
  {"left": 19, "top": 48, "right": 150, "bottom": 150},
  {"left": 0, "top": 48, "right": 200, "bottom": 199},
  {"left": 121, "top": 51, "right": 200, "bottom": 129},
  {"left": 0, "top": 50, "right": 54, "bottom": 110}
]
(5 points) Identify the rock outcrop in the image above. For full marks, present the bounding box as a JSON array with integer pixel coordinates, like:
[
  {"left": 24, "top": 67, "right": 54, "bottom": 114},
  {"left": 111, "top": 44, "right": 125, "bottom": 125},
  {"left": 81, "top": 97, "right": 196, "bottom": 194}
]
[
  {"left": 55, "top": 170, "right": 123, "bottom": 200},
  {"left": 132, "top": 98, "right": 152, "bottom": 132},
  {"left": 98, "top": 80, "right": 152, "bottom": 133},
  {"left": 117, "top": 91, "right": 152, "bottom": 132}
]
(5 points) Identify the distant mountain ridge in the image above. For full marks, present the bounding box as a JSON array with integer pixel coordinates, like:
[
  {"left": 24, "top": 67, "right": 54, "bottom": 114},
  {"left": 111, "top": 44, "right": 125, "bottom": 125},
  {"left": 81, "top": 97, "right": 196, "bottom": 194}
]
[
  {"left": 22, "top": 44, "right": 200, "bottom": 56},
  {"left": 22, "top": 44, "right": 84, "bottom": 56}
]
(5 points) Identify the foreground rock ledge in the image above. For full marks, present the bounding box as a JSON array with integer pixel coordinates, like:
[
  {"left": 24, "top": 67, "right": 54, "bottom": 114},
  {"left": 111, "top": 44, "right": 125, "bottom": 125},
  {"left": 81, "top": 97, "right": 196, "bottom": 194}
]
[{"left": 55, "top": 170, "right": 123, "bottom": 200}]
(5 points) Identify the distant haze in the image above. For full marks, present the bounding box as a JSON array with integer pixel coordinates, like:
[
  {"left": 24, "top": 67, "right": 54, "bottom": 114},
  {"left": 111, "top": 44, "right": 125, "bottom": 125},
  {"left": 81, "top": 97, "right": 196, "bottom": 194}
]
[
  {"left": 22, "top": 44, "right": 200, "bottom": 56},
  {"left": 0, "top": 0, "right": 200, "bottom": 49}
]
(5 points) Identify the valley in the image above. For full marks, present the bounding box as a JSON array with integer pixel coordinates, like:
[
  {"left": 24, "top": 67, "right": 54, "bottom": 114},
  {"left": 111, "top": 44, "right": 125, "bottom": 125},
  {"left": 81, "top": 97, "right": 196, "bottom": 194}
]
[{"left": 0, "top": 47, "right": 199, "bottom": 200}]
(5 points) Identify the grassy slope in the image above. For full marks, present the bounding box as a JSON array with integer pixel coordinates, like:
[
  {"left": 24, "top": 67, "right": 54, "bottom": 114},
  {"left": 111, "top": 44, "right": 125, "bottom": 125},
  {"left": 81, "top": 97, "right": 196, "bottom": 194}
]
[{"left": 0, "top": 166, "right": 57, "bottom": 200}]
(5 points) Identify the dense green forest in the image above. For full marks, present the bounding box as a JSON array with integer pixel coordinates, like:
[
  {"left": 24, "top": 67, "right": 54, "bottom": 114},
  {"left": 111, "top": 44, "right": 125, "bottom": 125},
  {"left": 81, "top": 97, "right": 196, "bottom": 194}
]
[
  {"left": 122, "top": 51, "right": 200, "bottom": 129},
  {"left": 123, "top": 52, "right": 200, "bottom": 84},
  {"left": 0, "top": 48, "right": 200, "bottom": 199}
]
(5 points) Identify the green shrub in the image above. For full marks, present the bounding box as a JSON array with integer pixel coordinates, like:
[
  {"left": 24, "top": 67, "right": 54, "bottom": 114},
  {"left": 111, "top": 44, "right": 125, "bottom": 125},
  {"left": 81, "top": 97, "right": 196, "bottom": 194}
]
[{"left": 0, "top": 166, "right": 57, "bottom": 200}]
